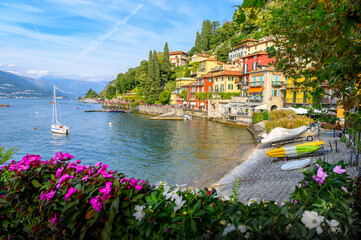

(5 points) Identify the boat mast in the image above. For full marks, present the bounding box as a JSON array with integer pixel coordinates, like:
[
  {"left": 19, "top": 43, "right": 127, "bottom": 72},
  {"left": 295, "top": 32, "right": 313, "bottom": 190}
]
[{"left": 53, "top": 85, "right": 58, "bottom": 125}]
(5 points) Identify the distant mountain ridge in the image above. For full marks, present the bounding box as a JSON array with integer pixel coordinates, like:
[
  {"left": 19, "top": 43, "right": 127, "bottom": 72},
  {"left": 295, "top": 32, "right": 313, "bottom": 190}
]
[
  {"left": 0, "top": 70, "right": 107, "bottom": 98},
  {"left": 0, "top": 70, "right": 53, "bottom": 98}
]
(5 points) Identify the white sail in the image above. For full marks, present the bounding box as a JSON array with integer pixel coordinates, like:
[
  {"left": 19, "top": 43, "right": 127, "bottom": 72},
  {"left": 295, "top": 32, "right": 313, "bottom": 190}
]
[{"left": 51, "top": 85, "right": 69, "bottom": 135}]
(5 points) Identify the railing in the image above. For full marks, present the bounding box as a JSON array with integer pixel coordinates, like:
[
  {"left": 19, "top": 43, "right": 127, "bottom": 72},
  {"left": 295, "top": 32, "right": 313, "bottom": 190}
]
[
  {"left": 190, "top": 90, "right": 196, "bottom": 93},
  {"left": 285, "top": 98, "right": 309, "bottom": 104},
  {"left": 272, "top": 81, "right": 285, "bottom": 87},
  {"left": 189, "top": 98, "right": 196, "bottom": 101},
  {"left": 223, "top": 111, "right": 251, "bottom": 117},
  {"left": 286, "top": 83, "right": 306, "bottom": 88},
  {"left": 249, "top": 96, "right": 263, "bottom": 101},
  {"left": 195, "top": 82, "right": 204, "bottom": 86},
  {"left": 249, "top": 81, "right": 264, "bottom": 87}
]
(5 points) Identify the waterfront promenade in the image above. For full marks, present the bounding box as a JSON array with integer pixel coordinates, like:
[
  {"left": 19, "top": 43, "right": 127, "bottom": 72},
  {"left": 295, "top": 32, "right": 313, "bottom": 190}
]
[{"left": 213, "top": 130, "right": 357, "bottom": 204}]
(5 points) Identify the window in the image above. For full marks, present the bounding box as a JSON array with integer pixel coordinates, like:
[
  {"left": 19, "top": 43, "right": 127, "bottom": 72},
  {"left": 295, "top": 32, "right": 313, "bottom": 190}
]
[
  {"left": 237, "top": 85, "right": 240, "bottom": 90},
  {"left": 208, "top": 86, "right": 211, "bottom": 92},
  {"left": 245, "top": 58, "right": 248, "bottom": 61},
  {"left": 252, "top": 62, "right": 258, "bottom": 70},
  {"left": 254, "top": 56, "right": 257, "bottom": 59},
  {"left": 259, "top": 76, "right": 263, "bottom": 84},
  {"left": 253, "top": 76, "right": 256, "bottom": 86},
  {"left": 232, "top": 77, "right": 234, "bottom": 81},
  {"left": 221, "top": 84, "right": 224, "bottom": 91},
  {"left": 222, "top": 77, "right": 224, "bottom": 81},
  {"left": 228, "top": 84, "right": 230, "bottom": 90},
  {"left": 228, "top": 77, "right": 231, "bottom": 81},
  {"left": 202, "top": 87, "right": 204, "bottom": 92},
  {"left": 208, "top": 78, "right": 212, "bottom": 82},
  {"left": 231, "top": 84, "right": 233, "bottom": 90},
  {"left": 216, "top": 77, "right": 218, "bottom": 82},
  {"left": 244, "top": 64, "right": 248, "bottom": 73},
  {"left": 274, "top": 75, "right": 279, "bottom": 83}
]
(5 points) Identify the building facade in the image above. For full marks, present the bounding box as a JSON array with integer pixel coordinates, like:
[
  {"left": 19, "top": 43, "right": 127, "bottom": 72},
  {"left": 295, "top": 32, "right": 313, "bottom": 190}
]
[
  {"left": 174, "top": 77, "right": 195, "bottom": 106},
  {"left": 212, "top": 71, "right": 242, "bottom": 94},
  {"left": 169, "top": 51, "right": 188, "bottom": 67},
  {"left": 228, "top": 39, "right": 257, "bottom": 62},
  {"left": 195, "top": 72, "right": 214, "bottom": 110}
]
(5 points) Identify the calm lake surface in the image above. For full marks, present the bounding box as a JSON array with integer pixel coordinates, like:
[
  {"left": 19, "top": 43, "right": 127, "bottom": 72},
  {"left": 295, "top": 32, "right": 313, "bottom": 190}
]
[{"left": 0, "top": 98, "right": 254, "bottom": 184}]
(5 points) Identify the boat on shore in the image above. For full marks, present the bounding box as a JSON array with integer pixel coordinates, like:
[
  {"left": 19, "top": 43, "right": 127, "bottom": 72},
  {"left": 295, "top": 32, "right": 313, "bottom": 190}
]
[
  {"left": 51, "top": 85, "right": 69, "bottom": 135},
  {"left": 182, "top": 113, "right": 191, "bottom": 120},
  {"left": 266, "top": 143, "right": 321, "bottom": 158},
  {"left": 260, "top": 126, "right": 308, "bottom": 144},
  {"left": 0, "top": 104, "right": 10, "bottom": 107}
]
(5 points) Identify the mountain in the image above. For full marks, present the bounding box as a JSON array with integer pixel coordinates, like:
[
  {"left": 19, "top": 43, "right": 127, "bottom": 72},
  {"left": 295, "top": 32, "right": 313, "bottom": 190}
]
[
  {"left": 37, "top": 76, "right": 107, "bottom": 98},
  {"left": 0, "top": 70, "right": 53, "bottom": 98}
]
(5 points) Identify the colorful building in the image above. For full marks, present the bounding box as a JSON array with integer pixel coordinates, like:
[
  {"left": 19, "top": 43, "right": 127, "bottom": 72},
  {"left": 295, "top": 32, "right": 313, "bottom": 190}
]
[
  {"left": 195, "top": 72, "right": 214, "bottom": 110},
  {"left": 212, "top": 71, "right": 242, "bottom": 94},
  {"left": 285, "top": 77, "right": 312, "bottom": 106},
  {"left": 189, "top": 53, "right": 215, "bottom": 63},
  {"left": 191, "top": 58, "right": 224, "bottom": 78},
  {"left": 228, "top": 39, "right": 257, "bottom": 62},
  {"left": 246, "top": 66, "right": 286, "bottom": 111},
  {"left": 247, "top": 36, "right": 275, "bottom": 55},
  {"left": 181, "top": 82, "right": 196, "bottom": 108},
  {"left": 174, "top": 77, "right": 195, "bottom": 106},
  {"left": 169, "top": 51, "right": 188, "bottom": 67},
  {"left": 238, "top": 50, "right": 275, "bottom": 97}
]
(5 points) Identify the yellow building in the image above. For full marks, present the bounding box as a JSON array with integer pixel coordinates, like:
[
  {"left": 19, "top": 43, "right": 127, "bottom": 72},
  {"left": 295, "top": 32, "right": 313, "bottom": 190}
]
[
  {"left": 170, "top": 93, "right": 177, "bottom": 105},
  {"left": 174, "top": 77, "right": 195, "bottom": 106},
  {"left": 189, "top": 53, "right": 215, "bottom": 63},
  {"left": 212, "top": 71, "right": 241, "bottom": 93},
  {"left": 247, "top": 37, "right": 275, "bottom": 55},
  {"left": 190, "top": 58, "right": 224, "bottom": 78},
  {"left": 285, "top": 77, "right": 312, "bottom": 105}
]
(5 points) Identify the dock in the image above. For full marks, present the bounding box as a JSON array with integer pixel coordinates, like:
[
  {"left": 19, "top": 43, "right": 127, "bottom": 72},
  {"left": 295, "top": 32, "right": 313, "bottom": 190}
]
[{"left": 85, "top": 109, "right": 125, "bottom": 113}]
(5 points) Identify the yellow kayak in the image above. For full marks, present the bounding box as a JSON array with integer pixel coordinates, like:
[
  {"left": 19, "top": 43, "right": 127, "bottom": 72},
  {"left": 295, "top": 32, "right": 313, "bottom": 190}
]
[{"left": 266, "top": 141, "right": 323, "bottom": 158}]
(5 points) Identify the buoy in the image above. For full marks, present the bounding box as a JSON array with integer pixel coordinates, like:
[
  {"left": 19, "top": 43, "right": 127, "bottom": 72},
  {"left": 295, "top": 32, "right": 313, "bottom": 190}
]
[
  {"left": 34, "top": 127, "right": 37, "bottom": 130},
  {"left": 109, "top": 122, "right": 114, "bottom": 126},
  {"left": 36, "top": 111, "right": 38, "bottom": 114}
]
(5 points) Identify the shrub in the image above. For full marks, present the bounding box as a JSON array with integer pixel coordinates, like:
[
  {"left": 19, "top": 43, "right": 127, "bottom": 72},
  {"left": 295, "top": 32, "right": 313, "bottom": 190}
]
[
  {"left": 0, "top": 153, "right": 360, "bottom": 239},
  {"left": 269, "top": 109, "right": 297, "bottom": 120},
  {"left": 262, "top": 110, "right": 269, "bottom": 120},
  {"left": 252, "top": 112, "right": 264, "bottom": 123},
  {"left": 265, "top": 109, "right": 314, "bottom": 133},
  {"left": 130, "top": 101, "right": 139, "bottom": 108}
]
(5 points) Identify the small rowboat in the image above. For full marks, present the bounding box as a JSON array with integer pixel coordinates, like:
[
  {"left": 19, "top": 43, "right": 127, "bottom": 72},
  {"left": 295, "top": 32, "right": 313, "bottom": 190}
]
[
  {"left": 266, "top": 144, "right": 320, "bottom": 158},
  {"left": 0, "top": 104, "right": 10, "bottom": 107}
]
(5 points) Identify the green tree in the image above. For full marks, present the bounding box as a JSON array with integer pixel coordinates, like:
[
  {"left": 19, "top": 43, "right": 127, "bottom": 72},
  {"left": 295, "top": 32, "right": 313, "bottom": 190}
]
[
  {"left": 158, "top": 90, "right": 171, "bottom": 105},
  {"left": 148, "top": 50, "right": 154, "bottom": 81},
  {"left": 153, "top": 50, "right": 161, "bottom": 93},
  {"left": 106, "top": 85, "right": 116, "bottom": 100},
  {"left": 201, "top": 20, "right": 212, "bottom": 51},
  {"left": 161, "top": 42, "right": 171, "bottom": 86},
  {"left": 237, "top": 0, "right": 361, "bottom": 112},
  {"left": 211, "top": 21, "right": 220, "bottom": 35},
  {"left": 216, "top": 43, "right": 231, "bottom": 63},
  {"left": 179, "top": 90, "right": 187, "bottom": 100},
  {"left": 84, "top": 88, "right": 98, "bottom": 98},
  {"left": 195, "top": 31, "right": 202, "bottom": 53}
]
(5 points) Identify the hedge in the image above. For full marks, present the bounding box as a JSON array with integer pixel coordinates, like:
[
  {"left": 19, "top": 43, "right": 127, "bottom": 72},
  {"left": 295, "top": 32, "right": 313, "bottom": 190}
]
[{"left": 0, "top": 152, "right": 360, "bottom": 239}]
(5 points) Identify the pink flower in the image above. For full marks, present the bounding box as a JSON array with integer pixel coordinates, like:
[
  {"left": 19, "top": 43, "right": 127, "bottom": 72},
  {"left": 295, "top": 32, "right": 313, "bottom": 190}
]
[
  {"left": 135, "top": 185, "right": 143, "bottom": 191},
  {"left": 341, "top": 186, "right": 349, "bottom": 193},
  {"left": 129, "top": 178, "right": 141, "bottom": 186},
  {"left": 312, "top": 166, "right": 328, "bottom": 185},
  {"left": 95, "top": 162, "right": 102, "bottom": 167},
  {"left": 120, "top": 178, "right": 129, "bottom": 184},
  {"left": 280, "top": 202, "right": 285, "bottom": 207},
  {"left": 82, "top": 175, "right": 90, "bottom": 182},
  {"left": 99, "top": 182, "right": 112, "bottom": 195},
  {"left": 51, "top": 214, "right": 57, "bottom": 225},
  {"left": 64, "top": 187, "right": 76, "bottom": 201},
  {"left": 103, "top": 164, "right": 108, "bottom": 169},
  {"left": 76, "top": 160, "right": 81, "bottom": 164},
  {"left": 56, "top": 174, "right": 74, "bottom": 189},
  {"left": 56, "top": 167, "right": 64, "bottom": 178},
  {"left": 39, "top": 193, "right": 47, "bottom": 201},
  {"left": 63, "top": 153, "right": 73, "bottom": 160},
  {"left": 333, "top": 166, "right": 346, "bottom": 174},
  {"left": 90, "top": 196, "right": 102, "bottom": 212},
  {"left": 46, "top": 190, "right": 56, "bottom": 201}
]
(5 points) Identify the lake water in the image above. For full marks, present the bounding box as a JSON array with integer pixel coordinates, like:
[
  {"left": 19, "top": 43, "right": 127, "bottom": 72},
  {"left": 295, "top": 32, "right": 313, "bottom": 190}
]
[{"left": 0, "top": 98, "right": 254, "bottom": 184}]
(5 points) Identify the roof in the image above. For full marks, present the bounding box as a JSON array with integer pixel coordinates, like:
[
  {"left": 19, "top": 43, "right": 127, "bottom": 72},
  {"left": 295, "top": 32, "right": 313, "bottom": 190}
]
[
  {"left": 233, "top": 38, "right": 258, "bottom": 46},
  {"left": 192, "top": 53, "right": 212, "bottom": 58},
  {"left": 248, "top": 65, "right": 277, "bottom": 74},
  {"left": 169, "top": 51, "right": 187, "bottom": 55},
  {"left": 240, "top": 50, "right": 269, "bottom": 59},
  {"left": 213, "top": 71, "right": 242, "bottom": 77},
  {"left": 197, "top": 72, "right": 214, "bottom": 79},
  {"left": 248, "top": 39, "right": 274, "bottom": 47},
  {"left": 182, "top": 82, "right": 195, "bottom": 88},
  {"left": 247, "top": 87, "right": 264, "bottom": 93}
]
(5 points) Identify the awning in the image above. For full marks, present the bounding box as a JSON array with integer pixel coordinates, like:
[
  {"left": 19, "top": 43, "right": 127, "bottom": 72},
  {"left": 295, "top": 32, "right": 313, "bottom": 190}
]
[
  {"left": 255, "top": 103, "right": 267, "bottom": 110},
  {"left": 247, "top": 87, "right": 264, "bottom": 93},
  {"left": 183, "top": 101, "right": 187, "bottom": 104},
  {"left": 200, "top": 102, "right": 205, "bottom": 106},
  {"left": 190, "top": 102, "right": 196, "bottom": 106}
]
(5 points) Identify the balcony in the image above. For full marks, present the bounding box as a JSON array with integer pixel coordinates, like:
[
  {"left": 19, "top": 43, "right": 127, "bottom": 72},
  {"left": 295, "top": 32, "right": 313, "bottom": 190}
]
[
  {"left": 286, "top": 83, "right": 306, "bottom": 89},
  {"left": 272, "top": 81, "right": 285, "bottom": 87},
  {"left": 285, "top": 98, "right": 309, "bottom": 104},
  {"left": 249, "top": 96, "right": 263, "bottom": 101},
  {"left": 189, "top": 97, "right": 196, "bottom": 101},
  {"left": 249, "top": 81, "right": 264, "bottom": 87},
  {"left": 190, "top": 90, "right": 196, "bottom": 93},
  {"left": 195, "top": 82, "right": 204, "bottom": 86}
]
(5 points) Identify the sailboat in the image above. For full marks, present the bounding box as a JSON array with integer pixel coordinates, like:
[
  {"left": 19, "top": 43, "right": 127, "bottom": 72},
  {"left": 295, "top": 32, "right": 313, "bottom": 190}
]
[{"left": 51, "top": 85, "right": 69, "bottom": 135}]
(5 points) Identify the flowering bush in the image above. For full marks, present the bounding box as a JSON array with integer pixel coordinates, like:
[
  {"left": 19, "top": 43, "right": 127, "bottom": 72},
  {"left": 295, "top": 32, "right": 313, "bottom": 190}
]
[{"left": 0, "top": 153, "right": 360, "bottom": 239}]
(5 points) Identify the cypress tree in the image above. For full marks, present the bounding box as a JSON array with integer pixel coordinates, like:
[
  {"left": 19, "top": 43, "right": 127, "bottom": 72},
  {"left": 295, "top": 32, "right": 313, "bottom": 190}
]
[
  {"left": 202, "top": 20, "right": 212, "bottom": 51},
  {"left": 148, "top": 50, "right": 154, "bottom": 81},
  {"left": 161, "top": 42, "right": 171, "bottom": 86},
  {"left": 153, "top": 50, "right": 161, "bottom": 91},
  {"left": 195, "top": 31, "right": 202, "bottom": 53}
]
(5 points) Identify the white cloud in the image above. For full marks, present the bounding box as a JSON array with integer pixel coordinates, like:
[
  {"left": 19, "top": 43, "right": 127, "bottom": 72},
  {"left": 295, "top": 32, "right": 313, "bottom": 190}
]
[
  {"left": 27, "top": 70, "right": 49, "bottom": 78},
  {"left": 8, "top": 64, "right": 15, "bottom": 67},
  {"left": 6, "top": 70, "right": 19, "bottom": 75}
]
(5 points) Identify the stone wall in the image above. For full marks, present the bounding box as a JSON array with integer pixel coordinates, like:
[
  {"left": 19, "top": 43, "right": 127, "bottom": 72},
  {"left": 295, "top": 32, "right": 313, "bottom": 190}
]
[{"left": 139, "top": 105, "right": 171, "bottom": 115}]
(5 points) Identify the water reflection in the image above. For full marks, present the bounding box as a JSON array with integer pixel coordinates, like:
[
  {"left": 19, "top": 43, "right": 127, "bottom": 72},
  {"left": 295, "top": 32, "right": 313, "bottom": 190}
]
[{"left": 0, "top": 99, "right": 254, "bottom": 184}]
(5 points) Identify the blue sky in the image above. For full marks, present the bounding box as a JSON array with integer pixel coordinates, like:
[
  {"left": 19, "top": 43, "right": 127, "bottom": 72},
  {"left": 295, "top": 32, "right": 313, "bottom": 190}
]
[{"left": 0, "top": 0, "right": 242, "bottom": 82}]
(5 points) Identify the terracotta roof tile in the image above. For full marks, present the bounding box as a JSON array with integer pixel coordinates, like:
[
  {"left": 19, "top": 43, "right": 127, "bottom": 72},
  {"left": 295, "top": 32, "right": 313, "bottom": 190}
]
[
  {"left": 213, "top": 71, "right": 242, "bottom": 77},
  {"left": 240, "top": 50, "right": 268, "bottom": 59},
  {"left": 169, "top": 51, "right": 187, "bottom": 55}
]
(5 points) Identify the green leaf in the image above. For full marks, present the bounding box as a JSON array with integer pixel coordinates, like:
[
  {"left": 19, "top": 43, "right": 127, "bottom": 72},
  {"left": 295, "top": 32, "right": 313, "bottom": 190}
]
[
  {"left": 150, "top": 192, "right": 158, "bottom": 204},
  {"left": 63, "top": 201, "right": 78, "bottom": 213},
  {"left": 190, "top": 219, "right": 197, "bottom": 233},
  {"left": 31, "top": 179, "right": 42, "bottom": 188},
  {"left": 111, "top": 196, "right": 120, "bottom": 211},
  {"left": 101, "top": 221, "right": 112, "bottom": 240},
  {"left": 2, "top": 219, "right": 9, "bottom": 228}
]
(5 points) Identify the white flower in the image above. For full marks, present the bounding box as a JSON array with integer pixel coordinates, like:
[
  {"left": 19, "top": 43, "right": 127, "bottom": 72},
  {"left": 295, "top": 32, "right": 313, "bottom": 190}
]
[
  {"left": 244, "top": 232, "right": 251, "bottom": 239},
  {"left": 223, "top": 223, "right": 236, "bottom": 236},
  {"left": 221, "top": 195, "right": 230, "bottom": 201},
  {"left": 173, "top": 196, "right": 186, "bottom": 212},
  {"left": 247, "top": 198, "right": 260, "bottom": 205},
  {"left": 301, "top": 211, "right": 324, "bottom": 234},
  {"left": 162, "top": 185, "right": 171, "bottom": 196},
  {"left": 165, "top": 190, "right": 181, "bottom": 201},
  {"left": 133, "top": 205, "right": 146, "bottom": 221},
  {"left": 238, "top": 224, "right": 247, "bottom": 233},
  {"left": 155, "top": 181, "right": 166, "bottom": 189},
  {"left": 327, "top": 219, "right": 340, "bottom": 233}
]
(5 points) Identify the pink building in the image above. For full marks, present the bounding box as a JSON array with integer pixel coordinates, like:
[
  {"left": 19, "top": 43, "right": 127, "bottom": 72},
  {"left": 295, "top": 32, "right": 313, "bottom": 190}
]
[{"left": 169, "top": 51, "right": 188, "bottom": 67}]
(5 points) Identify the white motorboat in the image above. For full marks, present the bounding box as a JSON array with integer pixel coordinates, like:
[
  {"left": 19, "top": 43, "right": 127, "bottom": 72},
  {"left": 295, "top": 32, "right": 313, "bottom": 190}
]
[
  {"left": 51, "top": 85, "right": 69, "bottom": 135},
  {"left": 182, "top": 113, "right": 191, "bottom": 120},
  {"left": 261, "top": 126, "right": 308, "bottom": 144}
]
